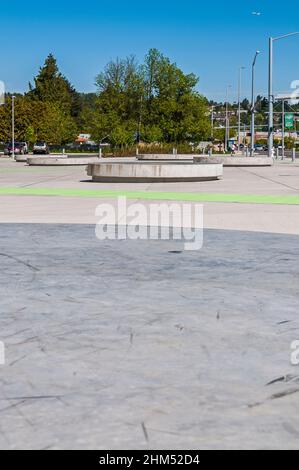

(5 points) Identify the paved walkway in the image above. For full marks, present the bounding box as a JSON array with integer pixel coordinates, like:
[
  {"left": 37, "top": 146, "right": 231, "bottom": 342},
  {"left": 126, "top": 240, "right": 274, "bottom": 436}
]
[
  {"left": 0, "top": 159, "right": 299, "bottom": 234},
  {"left": 0, "top": 159, "right": 299, "bottom": 449},
  {"left": 0, "top": 225, "right": 298, "bottom": 450}
]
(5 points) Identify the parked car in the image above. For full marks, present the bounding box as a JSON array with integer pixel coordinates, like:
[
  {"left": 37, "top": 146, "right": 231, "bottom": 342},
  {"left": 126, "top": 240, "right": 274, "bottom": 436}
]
[
  {"left": 254, "top": 144, "right": 264, "bottom": 152},
  {"left": 33, "top": 141, "right": 49, "bottom": 155},
  {"left": 4, "top": 141, "right": 28, "bottom": 155}
]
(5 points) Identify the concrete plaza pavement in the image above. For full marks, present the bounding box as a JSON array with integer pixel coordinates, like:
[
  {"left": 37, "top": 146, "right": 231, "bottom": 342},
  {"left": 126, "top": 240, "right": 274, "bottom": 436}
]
[
  {"left": 0, "top": 225, "right": 298, "bottom": 449},
  {"left": 0, "top": 158, "right": 299, "bottom": 449},
  {"left": 0, "top": 158, "right": 299, "bottom": 234}
]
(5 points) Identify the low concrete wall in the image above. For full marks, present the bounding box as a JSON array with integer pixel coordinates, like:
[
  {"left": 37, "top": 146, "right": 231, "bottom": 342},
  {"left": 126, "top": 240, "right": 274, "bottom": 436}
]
[
  {"left": 27, "top": 156, "right": 100, "bottom": 166},
  {"left": 137, "top": 154, "right": 193, "bottom": 161},
  {"left": 87, "top": 161, "right": 223, "bottom": 182},
  {"left": 137, "top": 154, "right": 273, "bottom": 167},
  {"left": 15, "top": 155, "right": 30, "bottom": 162},
  {"left": 16, "top": 154, "right": 67, "bottom": 163},
  {"left": 193, "top": 156, "right": 274, "bottom": 167}
]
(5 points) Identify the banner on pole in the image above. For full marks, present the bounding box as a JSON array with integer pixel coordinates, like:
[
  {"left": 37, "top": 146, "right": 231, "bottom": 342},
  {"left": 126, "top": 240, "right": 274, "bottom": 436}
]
[{"left": 285, "top": 113, "right": 294, "bottom": 129}]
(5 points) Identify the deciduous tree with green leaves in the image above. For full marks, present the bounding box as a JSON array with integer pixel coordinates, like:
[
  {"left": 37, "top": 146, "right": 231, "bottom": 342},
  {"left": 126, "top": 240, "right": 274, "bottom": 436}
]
[{"left": 90, "top": 49, "right": 211, "bottom": 147}]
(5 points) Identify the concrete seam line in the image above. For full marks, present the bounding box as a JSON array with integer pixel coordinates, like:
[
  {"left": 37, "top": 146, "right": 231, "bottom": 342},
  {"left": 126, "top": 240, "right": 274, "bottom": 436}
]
[{"left": 0, "top": 187, "right": 299, "bottom": 205}]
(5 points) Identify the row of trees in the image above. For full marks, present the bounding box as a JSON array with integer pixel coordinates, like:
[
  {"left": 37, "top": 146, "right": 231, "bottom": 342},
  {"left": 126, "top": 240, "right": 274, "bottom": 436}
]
[
  {"left": 0, "top": 54, "right": 80, "bottom": 144},
  {"left": 4, "top": 50, "right": 289, "bottom": 148},
  {"left": 0, "top": 50, "right": 212, "bottom": 147},
  {"left": 0, "top": 97, "right": 78, "bottom": 144}
]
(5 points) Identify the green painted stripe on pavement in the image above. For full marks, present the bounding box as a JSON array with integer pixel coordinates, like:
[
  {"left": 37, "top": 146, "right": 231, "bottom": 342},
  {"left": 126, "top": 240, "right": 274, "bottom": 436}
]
[{"left": 0, "top": 186, "right": 298, "bottom": 205}]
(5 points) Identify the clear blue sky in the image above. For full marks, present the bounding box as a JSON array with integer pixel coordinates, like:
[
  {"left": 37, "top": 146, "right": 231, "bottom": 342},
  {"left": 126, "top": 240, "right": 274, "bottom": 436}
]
[{"left": 2, "top": 0, "right": 299, "bottom": 101}]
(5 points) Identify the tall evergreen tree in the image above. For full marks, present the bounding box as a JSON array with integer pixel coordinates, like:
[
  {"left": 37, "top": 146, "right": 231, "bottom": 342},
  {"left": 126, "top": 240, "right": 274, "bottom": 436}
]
[{"left": 28, "top": 53, "right": 81, "bottom": 118}]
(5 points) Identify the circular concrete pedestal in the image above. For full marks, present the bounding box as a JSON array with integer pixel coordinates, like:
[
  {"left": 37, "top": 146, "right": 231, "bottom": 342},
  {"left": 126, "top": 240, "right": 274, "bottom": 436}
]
[
  {"left": 15, "top": 155, "right": 31, "bottom": 162},
  {"left": 27, "top": 156, "right": 100, "bottom": 166},
  {"left": 87, "top": 161, "right": 223, "bottom": 182},
  {"left": 193, "top": 156, "right": 274, "bottom": 167},
  {"left": 137, "top": 154, "right": 193, "bottom": 161}
]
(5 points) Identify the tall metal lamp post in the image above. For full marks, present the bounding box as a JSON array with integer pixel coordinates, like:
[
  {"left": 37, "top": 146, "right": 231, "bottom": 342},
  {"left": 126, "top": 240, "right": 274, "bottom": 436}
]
[
  {"left": 225, "top": 85, "right": 232, "bottom": 152},
  {"left": 12, "top": 95, "right": 15, "bottom": 161},
  {"left": 268, "top": 32, "right": 299, "bottom": 158},
  {"left": 250, "top": 51, "right": 260, "bottom": 157},
  {"left": 238, "top": 66, "right": 246, "bottom": 151}
]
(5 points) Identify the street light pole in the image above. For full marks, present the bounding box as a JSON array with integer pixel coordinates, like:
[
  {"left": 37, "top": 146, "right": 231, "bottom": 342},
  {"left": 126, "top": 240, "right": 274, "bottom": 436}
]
[
  {"left": 268, "top": 37, "right": 274, "bottom": 158},
  {"left": 282, "top": 99, "right": 285, "bottom": 160},
  {"left": 238, "top": 66, "right": 245, "bottom": 152},
  {"left": 225, "top": 85, "right": 231, "bottom": 152},
  {"left": 11, "top": 95, "right": 15, "bottom": 161},
  {"left": 211, "top": 105, "right": 214, "bottom": 138},
  {"left": 268, "top": 32, "right": 299, "bottom": 158},
  {"left": 250, "top": 51, "right": 260, "bottom": 157}
]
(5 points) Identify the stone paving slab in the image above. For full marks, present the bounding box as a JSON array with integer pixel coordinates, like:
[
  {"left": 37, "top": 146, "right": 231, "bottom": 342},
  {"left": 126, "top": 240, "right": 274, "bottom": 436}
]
[
  {"left": 0, "top": 159, "right": 299, "bottom": 234},
  {"left": 1, "top": 159, "right": 299, "bottom": 196},
  {"left": 0, "top": 196, "right": 299, "bottom": 235},
  {"left": 0, "top": 224, "right": 298, "bottom": 449}
]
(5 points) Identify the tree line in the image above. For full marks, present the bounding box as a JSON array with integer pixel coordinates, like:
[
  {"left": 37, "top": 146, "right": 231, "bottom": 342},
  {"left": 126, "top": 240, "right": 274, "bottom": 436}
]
[{"left": 0, "top": 50, "right": 212, "bottom": 147}]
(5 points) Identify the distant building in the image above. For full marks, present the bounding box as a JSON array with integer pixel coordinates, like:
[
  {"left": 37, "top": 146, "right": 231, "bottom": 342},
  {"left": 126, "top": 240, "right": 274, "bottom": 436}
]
[
  {"left": 76, "top": 134, "right": 91, "bottom": 144},
  {"left": 76, "top": 134, "right": 97, "bottom": 146}
]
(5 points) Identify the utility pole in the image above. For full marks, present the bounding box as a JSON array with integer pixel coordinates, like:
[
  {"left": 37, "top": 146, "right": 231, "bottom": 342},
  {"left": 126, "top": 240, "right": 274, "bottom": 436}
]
[
  {"left": 250, "top": 51, "right": 260, "bottom": 157},
  {"left": 268, "top": 32, "right": 299, "bottom": 158},
  {"left": 238, "top": 66, "right": 246, "bottom": 151},
  {"left": 282, "top": 99, "right": 285, "bottom": 160},
  {"left": 12, "top": 95, "right": 15, "bottom": 161},
  {"left": 225, "top": 85, "right": 231, "bottom": 152},
  {"left": 268, "top": 37, "right": 273, "bottom": 158}
]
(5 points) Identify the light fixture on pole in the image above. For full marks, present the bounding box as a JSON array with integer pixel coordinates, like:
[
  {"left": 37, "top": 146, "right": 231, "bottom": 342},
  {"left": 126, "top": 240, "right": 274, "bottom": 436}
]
[
  {"left": 225, "top": 85, "right": 232, "bottom": 152},
  {"left": 268, "top": 32, "right": 299, "bottom": 158},
  {"left": 250, "top": 51, "right": 260, "bottom": 157},
  {"left": 238, "top": 66, "right": 246, "bottom": 152},
  {"left": 282, "top": 99, "right": 285, "bottom": 160},
  {"left": 11, "top": 95, "right": 15, "bottom": 161},
  {"left": 210, "top": 105, "right": 214, "bottom": 139}
]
